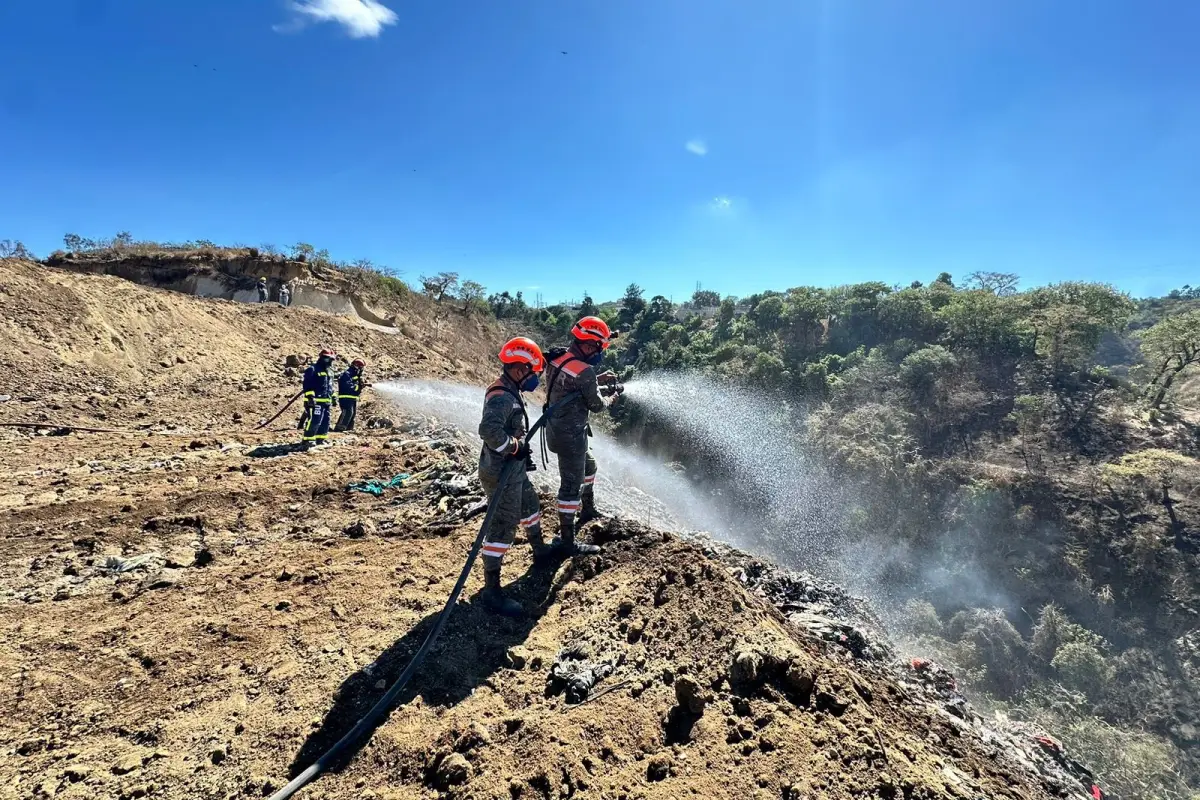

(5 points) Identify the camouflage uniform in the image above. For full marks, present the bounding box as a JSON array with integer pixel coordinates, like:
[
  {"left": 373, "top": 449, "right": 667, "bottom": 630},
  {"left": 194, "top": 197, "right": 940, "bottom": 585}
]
[
  {"left": 544, "top": 344, "right": 606, "bottom": 533},
  {"left": 478, "top": 376, "right": 544, "bottom": 574}
]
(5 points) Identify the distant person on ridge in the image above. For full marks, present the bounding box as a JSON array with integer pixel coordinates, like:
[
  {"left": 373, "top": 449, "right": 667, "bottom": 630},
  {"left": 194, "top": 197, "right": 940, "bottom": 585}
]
[
  {"left": 475, "top": 337, "right": 549, "bottom": 616},
  {"left": 300, "top": 349, "right": 336, "bottom": 449},
  {"left": 333, "top": 358, "right": 367, "bottom": 432},
  {"left": 543, "top": 316, "right": 620, "bottom": 556},
  {"left": 279, "top": 283, "right": 291, "bottom": 307},
  {"left": 257, "top": 277, "right": 269, "bottom": 304}
]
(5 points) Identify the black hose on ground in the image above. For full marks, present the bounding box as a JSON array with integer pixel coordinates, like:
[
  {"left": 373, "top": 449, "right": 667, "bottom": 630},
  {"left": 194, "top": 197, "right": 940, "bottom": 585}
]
[
  {"left": 267, "top": 392, "right": 575, "bottom": 800},
  {"left": 256, "top": 390, "right": 305, "bottom": 430}
]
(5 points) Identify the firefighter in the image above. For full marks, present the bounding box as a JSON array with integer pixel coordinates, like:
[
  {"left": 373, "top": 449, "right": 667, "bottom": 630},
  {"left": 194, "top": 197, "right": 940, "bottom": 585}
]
[
  {"left": 300, "top": 349, "right": 336, "bottom": 449},
  {"left": 543, "top": 316, "right": 619, "bottom": 556},
  {"left": 476, "top": 337, "right": 548, "bottom": 616},
  {"left": 334, "top": 358, "right": 366, "bottom": 432},
  {"left": 257, "top": 277, "right": 269, "bottom": 303}
]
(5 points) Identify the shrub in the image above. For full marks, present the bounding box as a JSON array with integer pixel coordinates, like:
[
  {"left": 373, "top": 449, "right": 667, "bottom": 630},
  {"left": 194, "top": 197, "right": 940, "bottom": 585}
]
[
  {"left": 1051, "top": 640, "right": 1115, "bottom": 699},
  {"left": 945, "top": 608, "right": 1031, "bottom": 696},
  {"left": 1055, "top": 716, "right": 1190, "bottom": 800},
  {"left": 903, "top": 599, "right": 943, "bottom": 636}
]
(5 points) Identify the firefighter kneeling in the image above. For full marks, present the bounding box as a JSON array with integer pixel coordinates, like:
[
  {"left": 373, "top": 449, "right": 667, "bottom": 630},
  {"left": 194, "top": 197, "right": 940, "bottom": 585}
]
[{"left": 475, "top": 337, "right": 550, "bottom": 617}]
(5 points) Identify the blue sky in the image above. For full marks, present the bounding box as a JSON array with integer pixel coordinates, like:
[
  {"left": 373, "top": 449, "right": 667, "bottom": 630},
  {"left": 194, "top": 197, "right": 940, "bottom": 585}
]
[{"left": 1, "top": 1, "right": 1197, "bottom": 303}]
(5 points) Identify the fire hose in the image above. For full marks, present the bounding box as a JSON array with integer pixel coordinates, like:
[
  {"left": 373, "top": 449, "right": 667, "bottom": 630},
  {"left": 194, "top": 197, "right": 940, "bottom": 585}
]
[
  {"left": 256, "top": 390, "right": 305, "bottom": 430},
  {"left": 268, "top": 392, "right": 578, "bottom": 800}
]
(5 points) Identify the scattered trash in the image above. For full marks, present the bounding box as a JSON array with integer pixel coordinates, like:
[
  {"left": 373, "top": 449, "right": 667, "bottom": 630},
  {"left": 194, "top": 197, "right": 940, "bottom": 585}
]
[
  {"left": 725, "top": 555, "right": 889, "bottom": 660},
  {"left": 431, "top": 474, "right": 471, "bottom": 497},
  {"left": 346, "top": 474, "right": 411, "bottom": 496},
  {"left": 343, "top": 519, "right": 376, "bottom": 538},
  {"left": 548, "top": 643, "right": 614, "bottom": 704},
  {"left": 104, "top": 553, "right": 165, "bottom": 573}
]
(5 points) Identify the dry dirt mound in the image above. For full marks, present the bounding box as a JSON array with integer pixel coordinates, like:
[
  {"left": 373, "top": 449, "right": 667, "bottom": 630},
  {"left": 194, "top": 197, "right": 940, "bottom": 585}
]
[
  {"left": 0, "top": 258, "right": 501, "bottom": 429},
  {"left": 0, "top": 261, "right": 1083, "bottom": 800}
]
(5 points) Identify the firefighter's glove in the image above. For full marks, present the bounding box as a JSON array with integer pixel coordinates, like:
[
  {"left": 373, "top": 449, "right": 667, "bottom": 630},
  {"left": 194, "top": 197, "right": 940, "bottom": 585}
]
[{"left": 597, "top": 370, "right": 619, "bottom": 385}]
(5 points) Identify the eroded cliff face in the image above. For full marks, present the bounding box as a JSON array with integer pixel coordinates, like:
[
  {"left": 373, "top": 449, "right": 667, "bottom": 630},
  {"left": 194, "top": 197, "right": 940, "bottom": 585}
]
[{"left": 44, "top": 249, "right": 400, "bottom": 327}]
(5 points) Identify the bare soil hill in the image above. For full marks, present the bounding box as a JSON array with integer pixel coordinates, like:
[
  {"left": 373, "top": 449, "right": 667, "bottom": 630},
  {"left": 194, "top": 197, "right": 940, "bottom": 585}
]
[{"left": 0, "top": 260, "right": 1091, "bottom": 800}]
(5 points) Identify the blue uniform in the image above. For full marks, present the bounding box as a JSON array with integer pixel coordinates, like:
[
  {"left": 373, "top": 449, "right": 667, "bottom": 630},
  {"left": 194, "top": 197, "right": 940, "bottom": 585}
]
[
  {"left": 301, "top": 362, "right": 334, "bottom": 444},
  {"left": 334, "top": 368, "right": 364, "bottom": 431}
]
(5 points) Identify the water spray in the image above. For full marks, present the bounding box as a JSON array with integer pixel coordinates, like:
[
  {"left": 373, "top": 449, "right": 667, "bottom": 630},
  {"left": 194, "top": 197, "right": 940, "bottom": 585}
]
[{"left": 374, "top": 379, "right": 733, "bottom": 539}]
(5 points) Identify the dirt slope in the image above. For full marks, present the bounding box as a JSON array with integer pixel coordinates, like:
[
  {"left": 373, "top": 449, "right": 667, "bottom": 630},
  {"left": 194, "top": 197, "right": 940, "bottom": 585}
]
[
  {"left": 0, "top": 260, "right": 1076, "bottom": 800},
  {"left": 0, "top": 258, "right": 499, "bottom": 421}
]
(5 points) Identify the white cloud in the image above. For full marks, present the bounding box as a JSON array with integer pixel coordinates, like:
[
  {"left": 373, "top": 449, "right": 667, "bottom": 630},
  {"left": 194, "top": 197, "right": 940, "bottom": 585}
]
[
  {"left": 276, "top": 0, "right": 398, "bottom": 38},
  {"left": 685, "top": 139, "right": 708, "bottom": 156}
]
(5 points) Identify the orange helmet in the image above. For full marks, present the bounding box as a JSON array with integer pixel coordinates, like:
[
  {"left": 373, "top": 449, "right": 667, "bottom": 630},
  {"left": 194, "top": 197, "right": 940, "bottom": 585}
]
[
  {"left": 499, "top": 337, "right": 545, "bottom": 373},
  {"left": 572, "top": 316, "right": 611, "bottom": 348}
]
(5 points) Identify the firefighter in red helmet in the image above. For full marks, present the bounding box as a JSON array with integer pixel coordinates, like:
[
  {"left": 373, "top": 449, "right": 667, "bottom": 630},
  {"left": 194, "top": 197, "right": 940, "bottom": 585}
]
[
  {"left": 475, "top": 337, "right": 549, "bottom": 616},
  {"left": 300, "top": 349, "right": 336, "bottom": 449},
  {"left": 542, "top": 316, "right": 619, "bottom": 556}
]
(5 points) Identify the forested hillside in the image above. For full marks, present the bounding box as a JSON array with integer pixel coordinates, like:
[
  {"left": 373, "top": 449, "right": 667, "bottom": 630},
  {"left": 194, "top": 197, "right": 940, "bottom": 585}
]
[{"left": 488, "top": 272, "right": 1200, "bottom": 799}]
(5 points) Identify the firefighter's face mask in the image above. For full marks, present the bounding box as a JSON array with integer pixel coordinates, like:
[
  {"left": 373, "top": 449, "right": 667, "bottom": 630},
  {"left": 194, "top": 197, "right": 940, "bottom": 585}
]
[
  {"left": 517, "top": 365, "right": 540, "bottom": 392},
  {"left": 582, "top": 344, "right": 604, "bottom": 366}
]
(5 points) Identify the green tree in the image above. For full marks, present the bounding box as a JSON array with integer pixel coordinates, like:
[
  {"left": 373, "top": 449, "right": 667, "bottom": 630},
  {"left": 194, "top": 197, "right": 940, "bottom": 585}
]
[
  {"left": 714, "top": 297, "right": 737, "bottom": 343},
  {"left": 579, "top": 294, "right": 598, "bottom": 318},
  {"left": 420, "top": 272, "right": 460, "bottom": 302},
  {"left": 1026, "top": 283, "right": 1135, "bottom": 373},
  {"left": 937, "top": 290, "right": 1027, "bottom": 376},
  {"left": 878, "top": 287, "right": 937, "bottom": 344},
  {"left": 1137, "top": 310, "right": 1200, "bottom": 409},
  {"left": 692, "top": 289, "right": 721, "bottom": 308},
  {"left": 779, "top": 287, "right": 830, "bottom": 361},
  {"left": 290, "top": 242, "right": 315, "bottom": 261},
  {"left": 457, "top": 280, "right": 487, "bottom": 314},
  {"left": 826, "top": 282, "right": 892, "bottom": 354},
  {"left": 748, "top": 294, "right": 785, "bottom": 335},
  {"left": 965, "top": 271, "right": 1020, "bottom": 296},
  {"left": 618, "top": 283, "right": 647, "bottom": 328}
]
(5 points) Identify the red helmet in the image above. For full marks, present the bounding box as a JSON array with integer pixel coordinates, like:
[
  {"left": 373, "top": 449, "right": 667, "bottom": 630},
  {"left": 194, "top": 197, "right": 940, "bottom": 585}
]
[
  {"left": 319, "top": 348, "right": 336, "bottom": 358},
  {"left": 351, "top": 358, "right": 365, "bottom": 368},
  {"left": 572, "top": 316, "right": 611, "bottom": 349},
  {"left": 499, "top": 337, "right": 545, "bottom": 373}
]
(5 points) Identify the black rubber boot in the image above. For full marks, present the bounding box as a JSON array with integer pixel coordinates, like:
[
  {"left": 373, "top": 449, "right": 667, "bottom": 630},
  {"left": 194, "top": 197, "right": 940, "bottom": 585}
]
[
  {"left": 528, "top": 526, "right": 556, "bottom": 565},
  {"left": 578, "top": 485, "right": 605, "bottom": 525},
  {"left": 480, "top": 569, "right": 523, "bottom": 617},
  {"left": 550, "top": 513, "right": 601, "bottom": 557}
]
